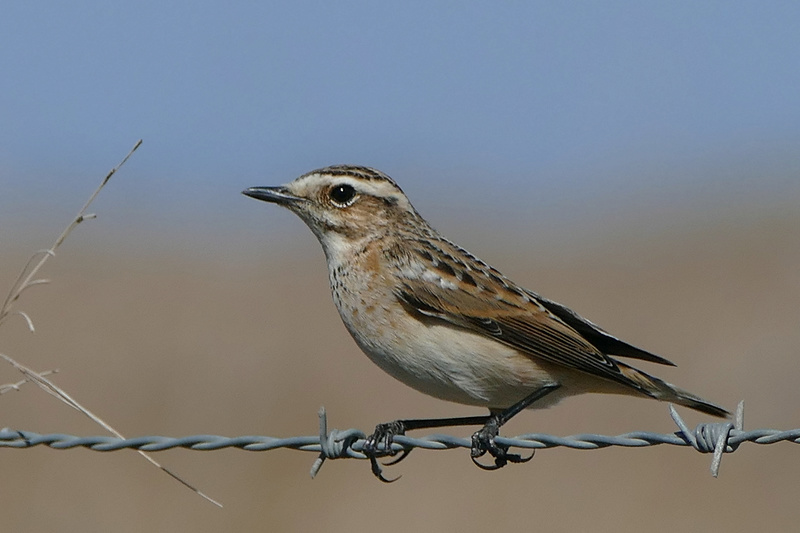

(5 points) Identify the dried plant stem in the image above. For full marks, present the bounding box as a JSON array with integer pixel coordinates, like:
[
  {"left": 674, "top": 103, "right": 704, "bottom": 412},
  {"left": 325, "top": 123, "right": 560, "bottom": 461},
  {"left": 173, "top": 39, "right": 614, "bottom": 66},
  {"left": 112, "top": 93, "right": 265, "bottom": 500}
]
[
  {"left": 0, "top": 352, "right": 221, "bottom": 506},
  {"left": 0, "top": 140, "right": 222, "bottom": 507},
  {"left": 0, "top": 140, "right": 142, "bottom": 327},
  {"left": 0, "top": 369, "right": 58, "bottom": 394}
]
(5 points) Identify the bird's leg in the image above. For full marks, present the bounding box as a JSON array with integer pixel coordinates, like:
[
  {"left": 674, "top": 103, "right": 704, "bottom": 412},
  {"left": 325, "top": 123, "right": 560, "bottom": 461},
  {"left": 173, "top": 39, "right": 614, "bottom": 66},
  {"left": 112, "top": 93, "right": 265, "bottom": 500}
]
[
  {"left": 471, "top": 383, "right": 561, "bottom": 470},
  {"left": 364, "top": 414, "right": 491, "bottom": 482},
  {"left": 363, "top": 384, "right": 560, "bottom": 480}
]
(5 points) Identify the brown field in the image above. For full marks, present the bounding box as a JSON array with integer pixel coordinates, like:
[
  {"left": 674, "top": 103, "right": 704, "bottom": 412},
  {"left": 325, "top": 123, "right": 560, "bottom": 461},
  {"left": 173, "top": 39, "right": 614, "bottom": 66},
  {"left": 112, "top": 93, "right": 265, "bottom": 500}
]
[{"left": 1, "top": 195, "right": 799, "bottom": 531}]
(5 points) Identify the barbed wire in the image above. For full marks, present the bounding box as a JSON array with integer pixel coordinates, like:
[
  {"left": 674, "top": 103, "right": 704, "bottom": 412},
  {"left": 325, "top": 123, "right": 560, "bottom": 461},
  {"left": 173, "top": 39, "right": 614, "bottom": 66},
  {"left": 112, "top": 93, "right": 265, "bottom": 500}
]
[{"left": 3, "top": 401, "right": 798, "bottom": 479}]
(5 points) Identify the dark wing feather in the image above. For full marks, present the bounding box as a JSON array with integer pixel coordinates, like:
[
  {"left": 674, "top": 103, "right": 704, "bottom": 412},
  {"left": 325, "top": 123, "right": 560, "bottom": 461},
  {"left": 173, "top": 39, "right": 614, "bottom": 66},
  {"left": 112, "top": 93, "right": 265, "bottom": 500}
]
[
  {"left": 396, "top": 280, "right": 651, "bottom": 390},
  {"left": 533, "top": 292, "right": 676, "bottom": 366}
]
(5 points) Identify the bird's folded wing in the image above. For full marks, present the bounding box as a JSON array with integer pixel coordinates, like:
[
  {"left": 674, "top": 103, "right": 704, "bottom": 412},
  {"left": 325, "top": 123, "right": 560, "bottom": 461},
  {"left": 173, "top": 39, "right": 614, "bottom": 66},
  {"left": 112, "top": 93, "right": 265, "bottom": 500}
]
[{"left": 395, "top": 280, "right": 639, "bottom": 385}]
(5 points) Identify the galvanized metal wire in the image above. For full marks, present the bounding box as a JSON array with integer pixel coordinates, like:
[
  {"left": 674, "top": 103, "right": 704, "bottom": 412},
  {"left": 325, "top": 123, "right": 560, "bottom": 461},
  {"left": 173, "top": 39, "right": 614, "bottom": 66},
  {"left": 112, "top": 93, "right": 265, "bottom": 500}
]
[{"left": 3, "top": 401, "right": 798, "bottom": 478}]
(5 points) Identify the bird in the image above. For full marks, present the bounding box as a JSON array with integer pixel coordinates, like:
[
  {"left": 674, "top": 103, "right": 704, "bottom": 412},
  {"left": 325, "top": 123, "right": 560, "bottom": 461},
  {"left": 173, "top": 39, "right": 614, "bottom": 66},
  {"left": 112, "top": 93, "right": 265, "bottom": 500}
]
[{"left": 243, "top": 165, "right": 728, "bottom": 480}]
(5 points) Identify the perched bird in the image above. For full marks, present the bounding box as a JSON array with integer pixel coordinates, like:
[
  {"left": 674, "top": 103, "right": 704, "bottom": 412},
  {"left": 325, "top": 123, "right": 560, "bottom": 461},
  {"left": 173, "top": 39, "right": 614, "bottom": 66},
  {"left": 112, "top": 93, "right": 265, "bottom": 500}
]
[{"left": 243, "top": 165, "right": 728, "bottom": 480}]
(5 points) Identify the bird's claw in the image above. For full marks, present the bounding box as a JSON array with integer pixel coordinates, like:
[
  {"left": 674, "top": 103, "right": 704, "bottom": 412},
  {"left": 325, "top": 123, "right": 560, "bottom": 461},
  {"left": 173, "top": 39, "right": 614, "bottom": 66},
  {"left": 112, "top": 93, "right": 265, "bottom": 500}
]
[
  {"left": 363, "top": 421, "right": 410, "bottom": 482},
  {"left": 470, "top": 419, "right": 534, "bottom": 470}
]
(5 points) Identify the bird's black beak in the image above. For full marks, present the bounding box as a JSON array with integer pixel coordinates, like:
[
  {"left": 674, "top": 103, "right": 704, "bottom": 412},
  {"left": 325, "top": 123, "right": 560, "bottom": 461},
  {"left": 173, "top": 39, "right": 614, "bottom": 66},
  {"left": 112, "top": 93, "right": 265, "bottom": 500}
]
[{"left": 242, "top": 186, "right": 305, "bottom": 205}]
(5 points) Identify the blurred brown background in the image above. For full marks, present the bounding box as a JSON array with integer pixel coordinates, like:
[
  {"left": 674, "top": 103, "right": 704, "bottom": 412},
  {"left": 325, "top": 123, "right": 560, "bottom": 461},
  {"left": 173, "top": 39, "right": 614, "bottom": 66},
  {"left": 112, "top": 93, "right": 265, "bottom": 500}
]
[
  {"left": 1, "top": 177, "right": 798, "bottom": 532},
  {"left": 4, "top": 2, "right": 800, "bottom": 530}
]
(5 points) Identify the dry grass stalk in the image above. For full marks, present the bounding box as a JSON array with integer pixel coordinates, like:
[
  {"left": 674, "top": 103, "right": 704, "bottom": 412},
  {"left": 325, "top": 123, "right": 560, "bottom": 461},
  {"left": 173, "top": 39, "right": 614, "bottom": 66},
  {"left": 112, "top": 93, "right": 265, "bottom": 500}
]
[{"left": 0, "top": 140, "right": 222, "bottom": 507}]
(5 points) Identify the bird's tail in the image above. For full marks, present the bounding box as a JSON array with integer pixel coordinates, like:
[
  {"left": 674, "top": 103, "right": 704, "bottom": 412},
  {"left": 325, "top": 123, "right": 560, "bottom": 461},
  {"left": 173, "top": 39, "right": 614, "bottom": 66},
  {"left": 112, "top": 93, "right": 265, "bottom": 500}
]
[{"left": 617, "top": 362, "right": 729, "bottom": 418}]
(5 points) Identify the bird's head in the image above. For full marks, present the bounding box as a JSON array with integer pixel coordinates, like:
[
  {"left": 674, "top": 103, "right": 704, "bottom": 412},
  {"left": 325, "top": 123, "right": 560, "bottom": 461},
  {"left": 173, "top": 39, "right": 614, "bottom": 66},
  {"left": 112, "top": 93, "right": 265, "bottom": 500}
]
[{"left": 244, "top": 165, "right": 424, "bottom": 258}]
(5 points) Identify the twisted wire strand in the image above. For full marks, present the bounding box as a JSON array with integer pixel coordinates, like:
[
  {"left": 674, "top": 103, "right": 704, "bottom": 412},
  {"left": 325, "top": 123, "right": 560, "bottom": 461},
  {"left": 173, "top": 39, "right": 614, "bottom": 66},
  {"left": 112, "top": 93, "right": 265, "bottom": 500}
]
[{"left": 3, "top": 402, "right": 797, "bottom": 478}]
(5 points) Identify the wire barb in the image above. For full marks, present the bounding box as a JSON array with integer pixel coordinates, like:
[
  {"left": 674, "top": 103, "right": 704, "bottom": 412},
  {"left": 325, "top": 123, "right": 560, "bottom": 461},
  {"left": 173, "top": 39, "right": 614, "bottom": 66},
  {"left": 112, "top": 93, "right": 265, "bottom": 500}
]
[
  {"left": 310, "top": 407, "right": 366, "bottom": 478},
  {"left": 669, "top": 400, "right": 745, "bottom": 477}
]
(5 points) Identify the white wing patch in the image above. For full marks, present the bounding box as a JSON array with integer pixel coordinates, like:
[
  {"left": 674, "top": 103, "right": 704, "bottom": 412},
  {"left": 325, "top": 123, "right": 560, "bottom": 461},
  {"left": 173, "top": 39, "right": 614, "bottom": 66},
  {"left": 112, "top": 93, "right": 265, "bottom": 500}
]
[{"left": 421, "top": 268, "right": 458, "bottom": 290}]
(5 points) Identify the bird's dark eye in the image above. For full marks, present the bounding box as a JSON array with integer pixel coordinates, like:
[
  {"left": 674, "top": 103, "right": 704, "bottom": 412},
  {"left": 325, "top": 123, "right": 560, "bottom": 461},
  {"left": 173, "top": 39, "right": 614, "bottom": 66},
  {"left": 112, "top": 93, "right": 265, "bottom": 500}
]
[{"left": 329, "top": 184, "right": 357, "bottom": 206}]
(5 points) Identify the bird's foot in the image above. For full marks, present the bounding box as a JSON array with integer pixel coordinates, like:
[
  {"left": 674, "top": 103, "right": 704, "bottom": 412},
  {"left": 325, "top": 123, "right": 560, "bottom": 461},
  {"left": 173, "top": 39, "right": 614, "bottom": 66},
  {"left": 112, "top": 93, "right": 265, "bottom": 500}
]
[
  {"left": 363, "top": 421, "right": 412, "bottom": 482},
  {"left": 470, "top": 417, "right": 534, "bottom": 470}
]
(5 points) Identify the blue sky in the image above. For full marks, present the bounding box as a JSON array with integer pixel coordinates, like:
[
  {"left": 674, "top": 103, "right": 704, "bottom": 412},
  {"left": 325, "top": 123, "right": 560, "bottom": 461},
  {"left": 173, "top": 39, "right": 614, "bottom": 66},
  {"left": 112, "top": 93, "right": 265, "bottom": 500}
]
[{"left": 1, "top": 1, "right": 798, "bottom": 245}]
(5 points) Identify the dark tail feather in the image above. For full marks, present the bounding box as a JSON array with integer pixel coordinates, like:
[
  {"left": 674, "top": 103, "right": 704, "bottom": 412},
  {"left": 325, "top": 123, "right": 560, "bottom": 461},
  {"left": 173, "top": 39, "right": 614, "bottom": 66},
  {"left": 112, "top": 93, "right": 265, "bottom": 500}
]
[
  {"left": 618, "top": 362, "right": 730, "bottom": 418},
  {"left": 667, "top": 387, "right": 730, "bottom": 418}
]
